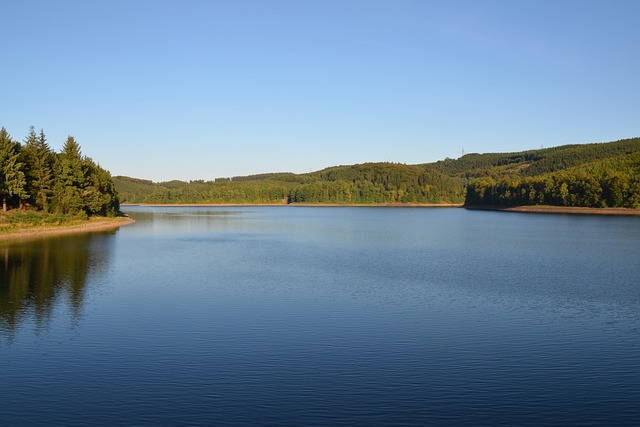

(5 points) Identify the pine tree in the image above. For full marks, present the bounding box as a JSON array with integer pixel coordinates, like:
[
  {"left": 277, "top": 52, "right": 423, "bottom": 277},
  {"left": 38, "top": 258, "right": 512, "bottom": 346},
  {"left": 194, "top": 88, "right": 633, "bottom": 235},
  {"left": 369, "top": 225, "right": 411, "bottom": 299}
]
[
  {"left": 0, "top": 127, "right": 27, "bottom": 212},
  {"left": 23, "top": 127, "right": 54, "bottom": 212},
  {"left": 52, "top": 136, "right": 86, "bottom": 215}
]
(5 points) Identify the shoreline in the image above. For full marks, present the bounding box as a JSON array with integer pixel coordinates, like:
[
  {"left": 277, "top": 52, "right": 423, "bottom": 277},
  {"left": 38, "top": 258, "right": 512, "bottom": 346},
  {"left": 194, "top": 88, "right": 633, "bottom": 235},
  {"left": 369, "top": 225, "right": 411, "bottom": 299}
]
[
  {"left": 465, "top": 205, "right": 640, "bottom": 216},
  {"left": 0, "top": 216, "right": 135, "bottom": 242},
  {"left": 1, "top": 203, "right": 636, "bottom": 242},
  {"left": 121, "top": 203, "right": 464, "bottom": 208},
  {"left": 122, "top": 202, "right": 640, "bottom": 216}
]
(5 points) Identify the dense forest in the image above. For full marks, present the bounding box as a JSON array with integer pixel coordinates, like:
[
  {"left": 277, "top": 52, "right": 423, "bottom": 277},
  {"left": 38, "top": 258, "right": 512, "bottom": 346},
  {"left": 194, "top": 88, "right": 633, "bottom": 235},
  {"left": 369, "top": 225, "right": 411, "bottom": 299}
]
[
  {"left": 0, "top": 126, "right": 119, "bottom": 216},
  {"left": 453, "top": 138, "right": 640, "bottom": 208},
  {"left": 115, "top": 162, "right": 466, "bottom": 205},
  {"left": 3, "top": 124, "right": 636, "bottom": 214},
  {"left": 115, "top": 137, "right": 640, "bottom": 209}
]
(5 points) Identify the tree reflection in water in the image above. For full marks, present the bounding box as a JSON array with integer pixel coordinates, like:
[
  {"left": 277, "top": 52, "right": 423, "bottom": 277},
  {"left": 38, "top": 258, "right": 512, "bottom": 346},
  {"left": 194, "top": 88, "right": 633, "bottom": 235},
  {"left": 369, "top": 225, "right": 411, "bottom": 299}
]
[{"left": 0, "top": 231, "right": 116, "bottom": 336}]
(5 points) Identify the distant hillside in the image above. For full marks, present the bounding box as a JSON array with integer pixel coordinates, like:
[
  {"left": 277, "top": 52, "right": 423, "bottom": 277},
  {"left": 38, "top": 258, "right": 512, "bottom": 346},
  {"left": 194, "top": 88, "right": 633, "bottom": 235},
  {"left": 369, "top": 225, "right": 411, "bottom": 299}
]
[
  {"left": 114, "top": 175, "right": 297, "bottom": 205},
  {"left": 429, "top": 137, "right": 640, "bottom": 178},
  {"left": 452, "top": 137, "right": 640, "bottom": 208},
  {"left": 114, "top": 162, "right": 466, "bottom": 205},
  {"left": 115, "top": 137, "right": 640, "bottom": 209},
  {"left": 289, "top": 163, "right": 464, "bottom": 204}
]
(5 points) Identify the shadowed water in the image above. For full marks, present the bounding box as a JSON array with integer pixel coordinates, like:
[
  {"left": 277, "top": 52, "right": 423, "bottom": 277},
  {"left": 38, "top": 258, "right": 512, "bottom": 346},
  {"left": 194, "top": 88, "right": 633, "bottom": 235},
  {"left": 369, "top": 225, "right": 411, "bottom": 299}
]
[{"left": 1, "top": 207, "right": 639, "bottom": 426}]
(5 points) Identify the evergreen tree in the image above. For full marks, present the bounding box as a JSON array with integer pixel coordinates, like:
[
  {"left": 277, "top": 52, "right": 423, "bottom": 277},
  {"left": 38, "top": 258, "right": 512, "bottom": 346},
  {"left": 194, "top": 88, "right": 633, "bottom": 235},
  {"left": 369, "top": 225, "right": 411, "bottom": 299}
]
[
  {"left": 23, "top": 127, "right": 54, "bottom": 212},
  {"left": 0, "top": 128, "right": 27, "bottom": 211},
  {"left": 48, "top": 135, "right": 121, "bottom": 216},
  {"left": 0, "top": 125, "right": 120, "bottom": 217},
  {"left": 52, "top": 136, "right": 86, "bottom": 215}
]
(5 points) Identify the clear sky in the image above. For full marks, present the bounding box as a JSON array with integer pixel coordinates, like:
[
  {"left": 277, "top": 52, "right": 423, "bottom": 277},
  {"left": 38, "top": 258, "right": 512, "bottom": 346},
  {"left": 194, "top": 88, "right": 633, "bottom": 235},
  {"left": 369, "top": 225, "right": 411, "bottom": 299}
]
[{"left": 2, "top": 0, "right": 639, "bottom": 182}]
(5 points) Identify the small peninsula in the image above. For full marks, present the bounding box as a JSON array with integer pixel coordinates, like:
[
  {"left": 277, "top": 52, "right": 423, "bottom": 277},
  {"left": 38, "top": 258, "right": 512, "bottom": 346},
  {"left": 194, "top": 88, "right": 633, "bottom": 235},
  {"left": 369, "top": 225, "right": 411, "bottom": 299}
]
[
  {"left": 0, "top": 126, "right": 126, "bottom": 240},
  {"left": 0, "top": 214, "right": 134, "bottom": 242}
]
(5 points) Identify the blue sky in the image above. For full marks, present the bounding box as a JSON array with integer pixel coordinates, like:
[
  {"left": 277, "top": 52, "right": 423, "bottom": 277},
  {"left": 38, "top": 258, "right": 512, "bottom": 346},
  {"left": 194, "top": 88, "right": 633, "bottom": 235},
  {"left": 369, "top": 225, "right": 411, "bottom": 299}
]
[{"left": 2, "top": 0, "right": 639, "bottom": 182}]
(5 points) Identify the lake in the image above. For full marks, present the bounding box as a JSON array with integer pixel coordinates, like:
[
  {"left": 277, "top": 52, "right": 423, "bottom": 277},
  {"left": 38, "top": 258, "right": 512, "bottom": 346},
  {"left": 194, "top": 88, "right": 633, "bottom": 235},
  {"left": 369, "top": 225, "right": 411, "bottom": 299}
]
[{"left": 1, "top": 206, "right": 639, "bottom": 426}]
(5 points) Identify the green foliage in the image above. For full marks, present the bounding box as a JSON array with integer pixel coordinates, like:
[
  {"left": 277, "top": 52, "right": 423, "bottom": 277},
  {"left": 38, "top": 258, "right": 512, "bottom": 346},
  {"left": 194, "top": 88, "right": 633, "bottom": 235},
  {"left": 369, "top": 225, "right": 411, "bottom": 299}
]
[
  {"left": 463, "top": 139, "right": 640, "bottom": 208},
  {"left": 0, "top": 125, "right": 120, "bottom": 216},
  {"left": 114, "top": 162, "right": 466, "bottom": 205},
  {"left": 22, "top": 126, "right": 54, "bottom": 212},
  {"left": 109, "top": 136, "right": 640, "bottom": 210},
  {"left": 289, "top": 163, "right": 464, "bottom": 204},
  {"left": 131, "top": 179, "right": 294, "bottom": 205},
  {"left": 430, "top": 138, "right": 640, "bottom": 179},
  {"left": 230, "top": 172, "right": 303, "bottom": 183},
  {"left": 0, "top": 128, "right": 28, "bottom": 211},
  {"left": 1, "top": 211, "right": 80, "bottom": 228}
]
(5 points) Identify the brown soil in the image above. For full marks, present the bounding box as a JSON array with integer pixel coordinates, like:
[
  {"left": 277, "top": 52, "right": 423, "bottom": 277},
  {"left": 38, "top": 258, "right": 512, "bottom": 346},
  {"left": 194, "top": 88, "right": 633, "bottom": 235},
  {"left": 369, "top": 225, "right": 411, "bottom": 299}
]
[
  {"left": 121, "top": 202, "right": 640, "bottom": 216},
  {"left": 0, "top": 216, "right": 135, "bottom": 242},
  {"left": 465, "top": 205, "right": 640, "bottom": 216},
  {"left": 122, "top": 203, "right": 465, "bottom": 208}
]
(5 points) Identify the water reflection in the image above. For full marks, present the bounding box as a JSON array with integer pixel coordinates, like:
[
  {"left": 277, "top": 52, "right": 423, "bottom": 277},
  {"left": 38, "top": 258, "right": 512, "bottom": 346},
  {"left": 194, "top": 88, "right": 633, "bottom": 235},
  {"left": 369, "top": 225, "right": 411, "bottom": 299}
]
[{"left": 0, "top": 231, "right": 116, "bottom": 336}]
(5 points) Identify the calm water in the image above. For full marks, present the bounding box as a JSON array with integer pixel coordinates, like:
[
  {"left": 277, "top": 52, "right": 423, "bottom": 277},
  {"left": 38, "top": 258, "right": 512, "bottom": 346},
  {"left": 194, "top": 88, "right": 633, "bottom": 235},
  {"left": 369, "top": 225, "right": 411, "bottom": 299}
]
[{"left": 1, "top": 206, "right": 639, "bottom": 426}]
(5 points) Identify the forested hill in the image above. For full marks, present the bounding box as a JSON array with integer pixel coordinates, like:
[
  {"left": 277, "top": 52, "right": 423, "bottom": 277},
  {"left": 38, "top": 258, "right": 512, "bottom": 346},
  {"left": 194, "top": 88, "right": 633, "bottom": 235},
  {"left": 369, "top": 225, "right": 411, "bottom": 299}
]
[
  {"left": 430, "top": 137, "right": 640, "bottom": 178},
  {"left": 114, "top": 163, "right": 466, "bottom": 205},
  {"left": 114, "top": 137, "right": 640, "bottom": 209},
  {"left": 453, "top": 137, "right": 640, "bottom": 208}
]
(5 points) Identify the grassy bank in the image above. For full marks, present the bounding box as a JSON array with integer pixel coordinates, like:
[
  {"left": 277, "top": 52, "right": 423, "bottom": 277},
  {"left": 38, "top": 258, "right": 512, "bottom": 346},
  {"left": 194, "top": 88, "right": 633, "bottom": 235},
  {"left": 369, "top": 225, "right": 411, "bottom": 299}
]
[{"left": 0, "top": 211, "right": 134, "bottom": 241}]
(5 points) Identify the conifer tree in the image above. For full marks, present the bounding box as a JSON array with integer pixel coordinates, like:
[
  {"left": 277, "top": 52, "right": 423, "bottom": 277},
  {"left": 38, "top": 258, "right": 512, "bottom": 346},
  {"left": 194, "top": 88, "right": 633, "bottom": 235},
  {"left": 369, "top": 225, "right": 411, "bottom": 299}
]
[
  {"left": 0, "top": 127, "right": 27, "bottom": 211},
  {"left": 52, "top": 136, "right": 86, "bottom": 215},
  {"left": 23, "top": 126, "right": 54, "bottom": 212}
]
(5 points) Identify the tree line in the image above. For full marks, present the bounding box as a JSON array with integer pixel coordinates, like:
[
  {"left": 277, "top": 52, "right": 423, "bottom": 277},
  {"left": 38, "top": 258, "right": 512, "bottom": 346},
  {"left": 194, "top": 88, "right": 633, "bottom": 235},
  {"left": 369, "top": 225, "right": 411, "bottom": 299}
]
[
  {"left": 430, "top": 138, "right": 640, "bottom": 178},
  {"left": 114, "top": 163, "right": 467, "bottom": 205},
  {"left": 113, "top": 136, "right": 639, "bottom": 209},
  {"left": 461, "top": 138, "right": 640, "bottom": 208},
  {"left": 465, "top": 152, "right": 640, "bottom": 208},
  {"left": 289, "top": 163, "right": 464, "bottom": 204},
  {"left": 0, "top": 126, "right": 119, "bottom": 216}
]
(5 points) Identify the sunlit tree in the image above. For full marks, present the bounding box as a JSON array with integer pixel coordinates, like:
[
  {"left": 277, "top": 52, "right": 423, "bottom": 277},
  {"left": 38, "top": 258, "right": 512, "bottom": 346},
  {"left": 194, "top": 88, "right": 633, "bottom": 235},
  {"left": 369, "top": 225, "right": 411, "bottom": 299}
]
[
  {"left": 23, "top": 126, "right": 54, "bottom": 212},
  {"left": 0, "top": 127, "right": 27, "bottom": 211}
]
